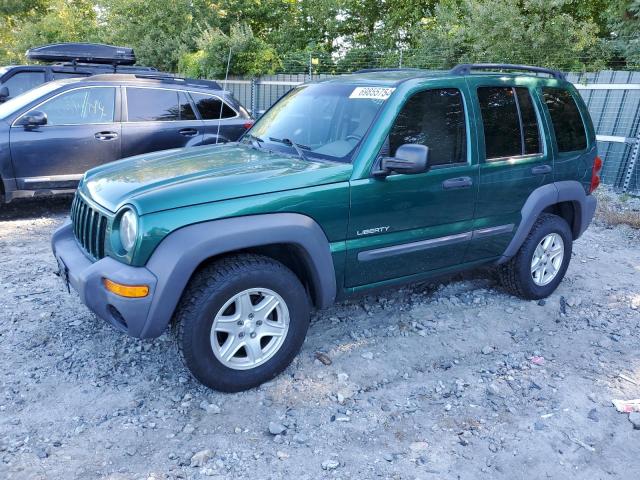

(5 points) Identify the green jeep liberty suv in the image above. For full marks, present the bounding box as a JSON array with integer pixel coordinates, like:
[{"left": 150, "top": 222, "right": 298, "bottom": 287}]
[{"left": 52, "top": 64, "right": 601, "bottom": 392}]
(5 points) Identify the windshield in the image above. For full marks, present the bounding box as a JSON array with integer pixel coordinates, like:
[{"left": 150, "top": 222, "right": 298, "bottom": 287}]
[
  {"left": 247, "top": 83, "right": 392, "bottom": 162},
  {"left": 0, "top": 79, "right": 73, "bottom": 120}
]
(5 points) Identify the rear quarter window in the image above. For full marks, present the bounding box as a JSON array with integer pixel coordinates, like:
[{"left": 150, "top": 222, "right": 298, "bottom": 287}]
[
  {"left": 542, "top": 87, "right": 587, "bottom": 153},
  {"left": 191, "top": 93, "right": 237, "bottom": 119}
]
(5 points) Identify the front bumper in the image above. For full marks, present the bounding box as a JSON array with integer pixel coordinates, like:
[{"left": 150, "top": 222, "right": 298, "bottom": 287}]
[{"left": 51, "top": 221, "right": 158, "bottom": 338}]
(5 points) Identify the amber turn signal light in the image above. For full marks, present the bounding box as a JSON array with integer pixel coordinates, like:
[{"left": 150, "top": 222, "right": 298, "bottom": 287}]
[{"left": 103, "top": 278, "right": 149, "bottom": 298}]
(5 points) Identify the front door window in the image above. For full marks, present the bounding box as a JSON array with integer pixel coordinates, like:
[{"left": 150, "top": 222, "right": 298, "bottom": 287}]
[
  {"left": 388, "top": 88, "right": 467, "bottom": 166},
  {"left": 22, "top": 87, "right": 116, "bottom": 125}
]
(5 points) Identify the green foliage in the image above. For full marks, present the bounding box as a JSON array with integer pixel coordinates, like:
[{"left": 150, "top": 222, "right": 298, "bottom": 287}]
[
  {"left": 407, "top": 0, "right": 611, "bottom": 71},
  {"left": 0, "top": 0, "right": 638, "bottom": 74},
  {"left": 0, "top": 0, "right": 98, "bottom": 64},
  {"left": 180, "top": 23, "right": 281, "bottom": 78},
  {"left": 606, "top": 0, "right": 640, "bottom": 67},
  {"left": 99, "top": 0, "right": 216, "bottom": 72}
]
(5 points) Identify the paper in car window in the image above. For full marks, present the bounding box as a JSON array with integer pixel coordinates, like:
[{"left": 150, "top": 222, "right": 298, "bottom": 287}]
[{"left": 349, "top": 87, "right": 395, "bottom": 100}]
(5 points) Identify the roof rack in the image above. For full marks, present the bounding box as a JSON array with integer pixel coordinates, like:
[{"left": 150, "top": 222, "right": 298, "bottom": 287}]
[
  {"left": 353, "top": 68, "right": 422, "bottom": 74},
  {"left": 51, "top": 62, "right": 157, "bottom": 72},
  {"left": 450, "top": 63, "right": 565, "bottom": 80}
]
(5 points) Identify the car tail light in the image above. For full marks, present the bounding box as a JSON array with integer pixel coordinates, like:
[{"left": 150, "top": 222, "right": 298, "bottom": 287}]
[
  {"left": 589, "top": 155, "right": 602, "bottom": 193},
  {"left": 243, "top": 121, "right": 254, "bottom": 129}
]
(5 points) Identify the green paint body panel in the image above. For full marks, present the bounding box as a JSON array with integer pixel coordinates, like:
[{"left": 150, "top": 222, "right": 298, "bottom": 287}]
[{"left": 74, "top": 69, "right": 597, "bottom": 302}]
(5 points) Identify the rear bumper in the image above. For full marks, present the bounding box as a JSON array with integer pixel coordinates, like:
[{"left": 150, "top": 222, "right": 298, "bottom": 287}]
[{"left": 51, "top": 221, "right": 158, "bottom": 338}]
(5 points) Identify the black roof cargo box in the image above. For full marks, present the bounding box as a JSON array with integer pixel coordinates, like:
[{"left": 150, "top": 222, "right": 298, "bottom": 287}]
[{"left": 26, "top": 43, "right": 136, "bottom": 65}]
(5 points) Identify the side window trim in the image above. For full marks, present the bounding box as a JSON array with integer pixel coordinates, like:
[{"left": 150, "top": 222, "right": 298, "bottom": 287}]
[
  {"left": 478, "top": 85, "right": 544, "bottom": 162},
  {"left": 512, "top": 87, "right": 527, "bottom": 155},
  {"left": 12, "top": 86, "right": 117, "bottom": 127},
  {"left": 184, "top": 91, "right": 202, "bottom": 120},
  {"left": 178, "top": 91, "right": 197, "bottom": 121},
  {"left": 373, "top": 85, "right": 471, "bottom": 173}
]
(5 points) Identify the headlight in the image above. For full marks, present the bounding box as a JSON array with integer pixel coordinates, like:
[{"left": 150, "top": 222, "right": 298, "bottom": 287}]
[{"left": 119, "top": 209, "right": 138, "bottom": 252}]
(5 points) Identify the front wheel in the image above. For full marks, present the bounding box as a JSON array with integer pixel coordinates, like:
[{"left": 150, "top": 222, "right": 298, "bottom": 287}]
[
  {"left": 175, "top": 254, "right": 310, "bottom": 392},
  {"left": 498, "top": 213, "right": 573, "bottom": 300}
]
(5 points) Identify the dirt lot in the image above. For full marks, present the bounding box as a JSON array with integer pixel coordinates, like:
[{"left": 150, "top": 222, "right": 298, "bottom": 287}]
[{"left": 1, "top": 192, "right": 640, "bottom": 480}]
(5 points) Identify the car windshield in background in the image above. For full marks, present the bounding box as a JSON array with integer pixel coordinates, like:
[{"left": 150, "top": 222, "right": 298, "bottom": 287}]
[
  {"left": 248, "top": 83, "right": 392, "bottom": 162},
  {"left": 0, "top": 79, "right": 73, "bottom": 120}
]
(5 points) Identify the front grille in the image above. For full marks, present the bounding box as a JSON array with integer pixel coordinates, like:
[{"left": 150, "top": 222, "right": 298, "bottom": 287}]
[{"left": 70, "top": 194, "right": 108, "bottom": 259}]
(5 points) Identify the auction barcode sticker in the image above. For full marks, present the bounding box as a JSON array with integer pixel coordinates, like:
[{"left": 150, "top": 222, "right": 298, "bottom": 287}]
[{"left": 349, "top": 87, "right": 395, "bottom": 100}]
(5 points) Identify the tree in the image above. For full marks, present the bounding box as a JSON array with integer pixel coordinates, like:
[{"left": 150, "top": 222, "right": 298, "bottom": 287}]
[
  {"left": 606, "top": 0, "right": 640, "bottom": 67},
  {"left": 179, "top": 23, "right": 281, "bottom": 78},
  {"left": 406, "top": 0, "right": 610, "bottom": 71},
  {"left": 0, "top": 0, "right": 637, "bottom": 75},
  {"left": 0, "top": 0, "right": 98, "bottom": 64},
  {"left": 99, "top": 0, "right": 217, "bottom": 71}
]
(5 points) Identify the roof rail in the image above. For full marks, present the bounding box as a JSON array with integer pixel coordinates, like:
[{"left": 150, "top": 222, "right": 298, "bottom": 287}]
[
  {"left": 450, "top": 63, "right": 565, "bottom": 80},
  {"left": 86, "top": 73, "right": 222, "bottom": 90},
  {"left": 353, "top": 68, "right": 422, "bottom": 74},
  {"left": 133, "top": 74, "right": 222, "bottom": 90}
]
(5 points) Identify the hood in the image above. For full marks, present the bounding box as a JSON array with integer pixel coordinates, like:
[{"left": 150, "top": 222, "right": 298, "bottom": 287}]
[{"left": 81, "top": 143, "right": 352, "bottom": 214}]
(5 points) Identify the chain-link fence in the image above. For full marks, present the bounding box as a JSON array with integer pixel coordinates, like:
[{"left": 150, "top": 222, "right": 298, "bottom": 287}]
[{"left": 217, "top": 69, "right": 640, "bottom": 194}]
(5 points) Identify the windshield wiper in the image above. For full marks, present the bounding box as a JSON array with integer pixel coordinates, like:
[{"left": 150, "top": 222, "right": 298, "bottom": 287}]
[
  {"left": 245, "top": 133, "right": 265, "bottom": 150},
  {"left": 269, "top": 137, "right": 310, "bottom": 161}
]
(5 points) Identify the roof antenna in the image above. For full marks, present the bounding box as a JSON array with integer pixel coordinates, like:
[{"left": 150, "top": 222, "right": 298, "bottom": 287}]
[{"left": 215, "top": 46, "right": 232, "bottom": 145}]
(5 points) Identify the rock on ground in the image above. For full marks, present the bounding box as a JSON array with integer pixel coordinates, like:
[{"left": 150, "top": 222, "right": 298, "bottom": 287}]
[{"left": 1, "top": 195, "right": 640, "bottom": 479}]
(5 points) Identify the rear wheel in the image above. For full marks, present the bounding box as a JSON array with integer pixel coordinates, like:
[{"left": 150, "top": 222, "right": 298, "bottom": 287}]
[
  {"left": 175, "top": 254, "right": 310, "bottom": 392},
  {"left": 498, "top": 213, "right": 572, "bottom": 300}
]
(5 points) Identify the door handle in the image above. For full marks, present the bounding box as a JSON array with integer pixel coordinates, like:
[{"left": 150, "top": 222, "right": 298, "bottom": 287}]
[
  {"left": 442, "top": 176, "right": 473, "bottom": 190},
  {"left": 531, "top": 164, "right": 552, "bottom": 175},
  {"left": 179, "top": 128, "right": 199, "bottom": 137},
  {"left": 94, "top": 131, "right": 118, "bottom": 141}
]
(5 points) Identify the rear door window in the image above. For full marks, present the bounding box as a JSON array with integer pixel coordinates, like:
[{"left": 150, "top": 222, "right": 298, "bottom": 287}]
[
  {"left": 515, "top": 88, "right": 541, "bottom": 154},
  {"left": 191, "top": 92, "right": 237, "bottom": 119},
  {"left": 542, "top": 87, "right": 587, "bottom": 152},
  {"left": 179, "top": 92, "right": 196, "bottom": 120},
  {"left": 126, "top": 88, "right": 181, "bottom": 122},
  {"left": 389, "top": 88, "right": 467, "bottom": 166},
  {"left": 478, "top": 86, "right": 541, "bottom": 159}
]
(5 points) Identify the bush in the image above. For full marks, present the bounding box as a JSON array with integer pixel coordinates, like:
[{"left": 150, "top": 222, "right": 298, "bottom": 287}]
[{"left": 180, "top": 23, "right": 282, "bottom": 79}]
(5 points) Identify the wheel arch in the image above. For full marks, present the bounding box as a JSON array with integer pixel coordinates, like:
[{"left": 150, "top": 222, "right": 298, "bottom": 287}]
[
  {"left": 140, "top": 213, "right": 337, "bottom": 338},
  {"left": 497, "top": 180, "right": 596, "bottom": 264}
]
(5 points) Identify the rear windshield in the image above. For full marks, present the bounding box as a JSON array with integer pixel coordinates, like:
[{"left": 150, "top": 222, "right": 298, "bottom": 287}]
[{"left": 542, "top": 87, "right": 587, "bottom": 153}]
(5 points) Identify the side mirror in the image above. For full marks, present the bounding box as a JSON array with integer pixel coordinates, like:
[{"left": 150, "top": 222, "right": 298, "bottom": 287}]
[
  {"left": 0, "top": 86, "right": 9, "bottom": 100},
  {"left": 18, "top": 110, "right": 48, "bottom": 127},
  {"left": 373, "top": 144, "right": 429, "bottom": 178}
]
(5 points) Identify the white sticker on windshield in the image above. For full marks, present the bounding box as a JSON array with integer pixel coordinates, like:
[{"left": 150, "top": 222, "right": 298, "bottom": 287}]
[{"left": 349, "top": 87, "right": 395, "bottom": 100}]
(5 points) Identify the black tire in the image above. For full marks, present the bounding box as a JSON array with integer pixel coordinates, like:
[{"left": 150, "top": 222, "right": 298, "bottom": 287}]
[
  {"left": 498, "top": 213, "right": 573, "bottom": 300},
  {"left": 175, "top": 254, "right": 310, "bottom": 392}
]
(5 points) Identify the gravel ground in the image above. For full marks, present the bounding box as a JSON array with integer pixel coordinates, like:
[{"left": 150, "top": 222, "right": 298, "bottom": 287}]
[{"left": 1, "top": 193, "right": 640, "bottom": 480}]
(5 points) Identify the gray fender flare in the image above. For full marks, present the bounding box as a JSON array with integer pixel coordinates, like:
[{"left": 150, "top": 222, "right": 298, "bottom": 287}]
[
  {"left": 140, "top": 213, "right": 336, "bottom": 338},
  {"left": 497, "top": 180, "right": 596, "bottom": 264}
]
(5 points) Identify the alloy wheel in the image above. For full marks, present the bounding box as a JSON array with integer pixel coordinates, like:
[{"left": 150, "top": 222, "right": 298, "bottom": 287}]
[{"left": 210, "top": 288, "right": 289, "bottom": 370}]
